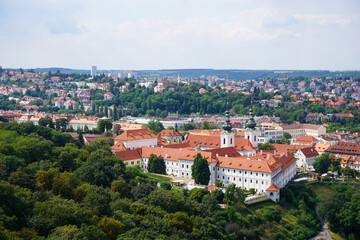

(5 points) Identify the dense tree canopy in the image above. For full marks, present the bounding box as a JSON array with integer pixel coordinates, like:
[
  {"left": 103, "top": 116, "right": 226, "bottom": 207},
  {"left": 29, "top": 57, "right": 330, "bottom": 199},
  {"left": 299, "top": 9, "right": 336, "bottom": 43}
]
[
  {"left": 191, "top": 153, "right": 210, "bottom": 185},
  {"left": 313, "top": 153, "right": 333, "bottom": 174},
  {"left": 147, "top": 154, "right": 166, "bottom": 175},
  {"left": 0, "top": 121, "right": 356, "bottom": 240}
]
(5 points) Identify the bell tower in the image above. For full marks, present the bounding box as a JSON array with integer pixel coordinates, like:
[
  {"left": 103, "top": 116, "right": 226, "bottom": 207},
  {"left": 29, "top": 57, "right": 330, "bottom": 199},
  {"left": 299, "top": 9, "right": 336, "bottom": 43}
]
[
  {"left": 221, "top": 99, "right": 235, "bottom": 148},
  {"left": 244, "top": 99, "right": 259, "bottom": 148}
]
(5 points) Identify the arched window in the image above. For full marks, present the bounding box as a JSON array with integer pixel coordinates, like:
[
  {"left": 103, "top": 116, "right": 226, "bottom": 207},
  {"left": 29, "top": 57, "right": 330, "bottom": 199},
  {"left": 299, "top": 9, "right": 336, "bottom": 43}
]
[
  {"left": 230, "top": 138, "right": 233, "bottom": 144},
  {"left": 254, "top": 136, "right": 256, "bottom": 141},
  {"left": 223, "top": 138, "right": 225, "bottom": 144}
]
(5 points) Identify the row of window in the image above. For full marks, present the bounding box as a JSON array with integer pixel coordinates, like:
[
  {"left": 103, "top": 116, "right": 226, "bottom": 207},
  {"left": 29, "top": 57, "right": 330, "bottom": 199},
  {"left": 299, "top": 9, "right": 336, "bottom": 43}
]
[
  {"left": 218, "top": 175, "right": 267, "bottom": 185},
  {"left": 125, "top": 161, "right": 140, "bottom": 166},
  {"left": 217, "top": 168, "right": 267, "bottom": 177}
]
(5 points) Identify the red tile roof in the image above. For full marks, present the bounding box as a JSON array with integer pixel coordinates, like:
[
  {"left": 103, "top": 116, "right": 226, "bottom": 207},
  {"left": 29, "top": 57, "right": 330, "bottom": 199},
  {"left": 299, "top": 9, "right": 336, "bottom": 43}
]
[
  {"left": 266, "top": 184, "right": 280, "bottom": 191},
  {"left": 184, "top": 134, "right": 221, "bottom": 148},
  {"left": 157, "top": 136, "right": 169, "bottom": 146},
  {"left": 326, "top": 142, "right": 360, "bottom": 155},
  {"left": 114, "top": 129, "right": 157, "bottom": 141},
  {"left": 184, "top": 134, "right": 255, "bottom": 151},
  {"left": 207, "top": 185, "right": 217, "bottom": 191},
  {"left": 216, "top": 153, "right": 288, "bottom": 173},
  {"left": 111, "top": 142, "right": 127, "bottom": 151},
  {"left": 159, "top": 130, "right": 182, "bottom": 137},
  {"left": 295, "top": 136, "right": 318, "bottom": 144},
  {"left": 299, "top": 147, "right": 319, "bottom": 158},
  {"left": 115, "top": 149, "right": 142, "bottom": 161},
  {"left": 141, "top": 146, "right": 218, "bottom": 163}
]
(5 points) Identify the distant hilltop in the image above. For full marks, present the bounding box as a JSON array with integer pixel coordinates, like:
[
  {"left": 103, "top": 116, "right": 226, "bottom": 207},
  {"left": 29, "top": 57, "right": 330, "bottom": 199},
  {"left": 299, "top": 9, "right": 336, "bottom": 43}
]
[{"left": 4, "top": 67, "right": 360, "bottom": 80}]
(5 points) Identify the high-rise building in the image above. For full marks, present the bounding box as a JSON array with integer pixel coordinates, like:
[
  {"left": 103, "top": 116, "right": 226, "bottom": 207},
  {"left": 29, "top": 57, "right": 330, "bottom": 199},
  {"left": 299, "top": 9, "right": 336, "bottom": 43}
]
[{"left": 91, "top": 66, "right": 97, "bottom": 76}]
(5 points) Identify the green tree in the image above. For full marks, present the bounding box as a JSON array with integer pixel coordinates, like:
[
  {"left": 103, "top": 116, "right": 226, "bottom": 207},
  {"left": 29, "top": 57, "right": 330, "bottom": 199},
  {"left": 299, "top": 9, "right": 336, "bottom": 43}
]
[
  {"left": 97, "top": 120, "right": 113, "bottom": 134},
  {"left": 191, "top": 153, "right": 210, "bottom": 185},
  {"left": 97, "top": 216, "right": 125, "bottom": 240},
  {"left": 52, "top": 172, "right": 76, "bottom": 199},
  {"left": 29, "top": 197, "right": 92, "bottom": 235},
  {"left": 313, "top": 153, "right": 332, "bottom": 174},
  {"left": 82, "top": 185, "right": 111, "bottom": 216},
  {"left": 337, "top": 194, "right": 360, "bottom": 236},
  {"left": 190, "top": 188, "right": 210, "bottom": 202},
  {"left": 258, "top": 143, "right": 275, "bottom": 150},
  {"left": 78, "top": 131, "right": 84, "bottom": 146},
  {"left": 280, "top": 132, "right": 292, "bottom": 144},
  {"left": 55, "top": 118, "right": 69, "bottom": 132},
  {"left": 35, "top": 168, "right": 60, "bottom": 191},
  {"left": 79, "top": 224, "right": 107, "bottom": 240},
  {"left": 75, "top": 149, "right": 125, "bottom": 187},
  {"left": 200, "top": 121, "right": 218, "bottom": 130},
  {"left": 146, "top": 120, "right": 164, "bottom": 134},
  {"left": 0, "top": 180, "right": 32, "bottom": 230},
  {"left": 113, "top": 124, "right": 123, "bottom": 135},
  {"left": 163, "top": 211, "right": 193, "bottom": 232},
  {"left": 147, "top": 154, "right": 166, "bottom": 175},
  {"left": 111, "top": 178, "right": 129, "bottom": 198},
  {"left": 341, "top": 166, "right": 358, "bottom": 178},
  {"left": 8, "top": 171, "right": 35, "bottom": 190},
  {"left": 224, "top": 183, "right": 245, "bottom": 205},
  {"left": 38, "top": 117, "right": 54, "bottom": 128},
  {"left": 47, "top": 225, "right": 81, "bottom": 240},
  {"left": 56, "top": 151, "right": 76, "bottom": 172}
]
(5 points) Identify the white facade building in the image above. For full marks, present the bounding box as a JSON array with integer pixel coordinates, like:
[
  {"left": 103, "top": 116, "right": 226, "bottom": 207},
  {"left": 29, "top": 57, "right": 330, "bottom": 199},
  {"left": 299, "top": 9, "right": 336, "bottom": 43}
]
[
  {"left": 141, "top": 146, "right": 297, "bottom": 194},
  {"left": 294, "top": 147, "right": 319, "bottom": 171},
  {"left": 114, "top": 129, "right": 158, "bottom": 149},
  {"left": 257, "top": 127, "right": 283, "bottom": 143}
]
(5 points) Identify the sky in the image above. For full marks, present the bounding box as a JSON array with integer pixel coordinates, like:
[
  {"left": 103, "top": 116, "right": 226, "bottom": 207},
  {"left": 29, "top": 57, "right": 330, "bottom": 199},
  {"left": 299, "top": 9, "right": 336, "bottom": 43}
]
[{"left": 0, "top": 0, "right": 359, "bottom": 70}]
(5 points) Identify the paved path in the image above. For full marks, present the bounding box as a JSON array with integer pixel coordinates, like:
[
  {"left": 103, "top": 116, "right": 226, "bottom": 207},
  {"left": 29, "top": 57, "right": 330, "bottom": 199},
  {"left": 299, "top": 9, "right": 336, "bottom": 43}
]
[
  {"left": 312, "top": 207, "right": 332, "bottom": 240},
  {"left": 312, "top": 222, "right": 332, "bottom": 240}
]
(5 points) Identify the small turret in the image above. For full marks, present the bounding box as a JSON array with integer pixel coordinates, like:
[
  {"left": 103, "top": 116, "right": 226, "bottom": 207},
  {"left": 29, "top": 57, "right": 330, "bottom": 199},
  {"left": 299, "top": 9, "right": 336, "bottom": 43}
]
[
  {"left": 246, "top": 106, "right": 256, "bottom": 130},
  {"left": 222, "top": 110, "right": 232, "bottom": 132}
]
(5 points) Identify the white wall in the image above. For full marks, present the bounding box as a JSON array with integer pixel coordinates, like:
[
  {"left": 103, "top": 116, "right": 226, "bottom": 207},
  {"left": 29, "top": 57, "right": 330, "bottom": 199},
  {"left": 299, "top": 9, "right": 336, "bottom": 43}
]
[{"left": 123, "top": 138, "right": 157, "bottom": 149}]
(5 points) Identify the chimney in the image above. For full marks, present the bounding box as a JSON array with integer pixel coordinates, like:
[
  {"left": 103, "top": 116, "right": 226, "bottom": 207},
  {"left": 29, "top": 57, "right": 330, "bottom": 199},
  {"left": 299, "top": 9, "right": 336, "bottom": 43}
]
[
  {"left": 285, "top": 153, "right": 288, "bottom": 157},
  {"left": 161, "top": 146, "right": 163, "bottom": 148},
  {"left": 216, "top": 153, "right": 219, "bottom": 157},
  {"left": 260, "top": 150, "right": 263, "bottom": 155},
  {"left": 267, "top": 154, "right": 269, "bottom": 160},
  {"left": 180, "top": 148, "right": 182, "bottom": 151},
  {"left": 225, "top": 154, "right": 228, "bottom": 157},
  {"left": 274, "top": 150, "right": 276, "bottom": 155}
]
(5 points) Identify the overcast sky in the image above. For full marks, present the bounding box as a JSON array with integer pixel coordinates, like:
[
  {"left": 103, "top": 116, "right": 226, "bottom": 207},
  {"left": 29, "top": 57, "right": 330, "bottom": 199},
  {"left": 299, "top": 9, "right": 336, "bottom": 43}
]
[{"left": 0, "top": 0, "right": 359, "bottom": 70}]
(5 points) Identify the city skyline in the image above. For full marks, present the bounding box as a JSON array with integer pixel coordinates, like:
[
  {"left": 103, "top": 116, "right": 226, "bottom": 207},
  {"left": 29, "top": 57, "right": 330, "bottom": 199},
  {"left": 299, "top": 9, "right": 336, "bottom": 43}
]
[{"left": 0, "top": 0, "right": 359, "bottom": 70}]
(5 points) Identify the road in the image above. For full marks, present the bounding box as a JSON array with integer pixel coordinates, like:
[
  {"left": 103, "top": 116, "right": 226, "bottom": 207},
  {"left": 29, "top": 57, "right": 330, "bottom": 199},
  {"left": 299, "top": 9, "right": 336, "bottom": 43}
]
[{"left": 312, "top": 207, "right": 332, "bottom": 240}]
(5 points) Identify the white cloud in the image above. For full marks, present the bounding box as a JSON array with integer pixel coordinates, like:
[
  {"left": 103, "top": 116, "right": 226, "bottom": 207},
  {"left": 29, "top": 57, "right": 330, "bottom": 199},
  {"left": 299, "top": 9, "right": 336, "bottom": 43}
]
[
  {"left": 0, "top": 0, "right": 359, "bottom": 70},
  {"left": 294, "top": 14, "right": 357, "bottom": 25}
]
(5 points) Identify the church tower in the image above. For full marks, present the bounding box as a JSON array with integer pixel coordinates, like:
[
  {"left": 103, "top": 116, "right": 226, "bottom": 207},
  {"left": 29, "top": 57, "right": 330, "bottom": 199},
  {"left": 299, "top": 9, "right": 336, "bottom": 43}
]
[
  {"left": 244, "top": 104, "right": 260, "bottom": 148},
  {"left": 221, "top": 108, "right": 235, "bottom": 148}
]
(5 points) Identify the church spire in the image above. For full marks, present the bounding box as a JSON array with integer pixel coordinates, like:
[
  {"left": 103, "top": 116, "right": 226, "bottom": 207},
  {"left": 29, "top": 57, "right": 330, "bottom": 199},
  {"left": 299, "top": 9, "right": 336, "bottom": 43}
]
[
  {"left": 223, "top": 96, "right": 232, "bottom": 132},
  {"left": 246, "top": 96, "right": 256, "bottom": 130}
]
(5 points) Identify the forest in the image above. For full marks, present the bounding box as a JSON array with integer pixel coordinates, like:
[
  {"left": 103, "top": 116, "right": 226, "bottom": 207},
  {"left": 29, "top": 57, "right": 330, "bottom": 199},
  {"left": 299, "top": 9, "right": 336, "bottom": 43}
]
[
  {"left": 2, "top": 121, "right": 358, "bottom": 240},
  {"left": 0, "top": 122, "right": 360, "bottom": 239}
]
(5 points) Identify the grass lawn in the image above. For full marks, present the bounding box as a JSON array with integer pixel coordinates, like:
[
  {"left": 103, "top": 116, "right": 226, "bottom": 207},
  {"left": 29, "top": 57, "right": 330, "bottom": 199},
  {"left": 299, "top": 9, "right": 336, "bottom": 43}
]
[
  {"left": 144, "top": 173, "right": 171, "bottom": 183},
  {"left": 247, "top": 199, "right": 274, "bottom": 209},
  {"left": 309, "top": 182, "right": 332, "bottom": 196},
  {"left": 329, "top": 229, "right": 345, "bottom": 240}
]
